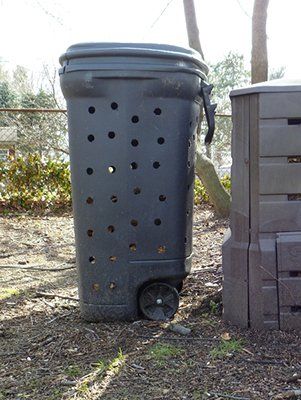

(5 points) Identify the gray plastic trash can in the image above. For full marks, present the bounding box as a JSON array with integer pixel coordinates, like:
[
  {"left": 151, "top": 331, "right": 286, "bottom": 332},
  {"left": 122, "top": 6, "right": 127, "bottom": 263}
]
[{"left": 59, "top": 42, "right": 215, "bottom": 321}]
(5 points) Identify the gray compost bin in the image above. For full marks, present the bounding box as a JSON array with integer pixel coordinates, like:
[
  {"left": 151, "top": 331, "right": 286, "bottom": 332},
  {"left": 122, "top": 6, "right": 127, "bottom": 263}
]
[
  {"left": 59, "top": 42, "right": 215, "bottom": 321},
  {"left": 223, "top": 79, "right": 301, "bottom": 330}
]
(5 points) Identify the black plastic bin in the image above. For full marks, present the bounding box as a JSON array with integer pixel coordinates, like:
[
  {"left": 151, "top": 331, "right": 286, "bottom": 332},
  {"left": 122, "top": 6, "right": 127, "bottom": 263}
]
[{"left": 59, "top": 42, "right": 214, "bottom": 321}]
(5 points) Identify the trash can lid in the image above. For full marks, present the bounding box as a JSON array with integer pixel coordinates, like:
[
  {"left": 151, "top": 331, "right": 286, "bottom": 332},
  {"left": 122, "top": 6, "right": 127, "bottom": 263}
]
[
  {"left": 231, "top": 79, "right": 301, "bottom": 96},
  {"left": 59, "top": 42, "right": 208, "bottom": 78}
]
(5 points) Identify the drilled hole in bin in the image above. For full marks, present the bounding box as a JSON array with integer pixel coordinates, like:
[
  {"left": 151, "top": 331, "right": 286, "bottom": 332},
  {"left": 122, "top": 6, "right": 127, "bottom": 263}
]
[
  {"left": 108, "top": 166, "right": 116, "bottom": 174},
  {"left": 88, "top": 106, "right": 95, "bottom": 114},
  {"left": 187, "top": 161, "right": 191, "bottom": 168},
  {"left": 109, "top": 255, "right": 117, "bottom": 262},
  {"left": 92, "top": 283, "right": 100, "bottom": 291},
  {"left": 107, "top": 225, "right": 115, "bottom": 233},
  {"left": 110, "top": 195, "right": 118, "bottom": 203},
  {"left": 130, "top": 162, "right": 138, "bottom": 170},
  {"left": 157, "top": 245, "right": 166, "bottom": 254},
  {"left": 157, "top": 137, "right": 165, "bottom": 145},
  {"left": 154, "top": 108, "right": 162, "bottom": 115},
  {"left": 111, "top": 102, "right": 118, "bottom": 110},
  {"left": 133, "top": 187, "right": 141, "bottom": 195},
  {"left": 88, "top": 134, "right": 95, "bottom": 142},
  {"left": 159, "top": 194, "right": 166, "bottom": 202},
  {"left": 87, "top": 229, "right": 94, "bottom": 237},
  {"left": 131, "top": 139, "right": 139, "bottom": 147},
  {"left": 154, "top": 218, "right": 161, "bottom": 226},
  {"left": 186, "top": 210, "right": 190, "bottom": 216},
  {"left": 108, "top": 131, "right": 115, "bottom": 139},
  {"left": 129, "top": 243, "right": 137, "bottom": 252},
  {"left": 193, "top": 134, "right": 196, "bottom": 141},
  {"left": 189, "top": 121, "right": 192, "bottom": 127},
  {"left": 131, "top": 219, "right": 138, "bottom": 227},
  {"left": 109, "top": 282, "right": 117, "bottom": 290},
  {"left": 86, "top": 168, "right": 94, "bottom": 175},
  {"left": 153, "top": 161, "right": 160, "bottom": 169},
  {"left": 187, "top": 184, "right": 190, "bottom": 191},
  {"left": 131, "top": 115, "right": 139, "bottom": 123},
  {"left": 89, "top": 256, "right": 96, "bottom": 264},
  {"left": 188, "top": 140, "right": 191, "bottom": 147},
  {"left": 184, "top": 237, "right": 187, "bottom": 244},
  {"left": 86, "top": 197, "right": 94, "bottom": 204}
]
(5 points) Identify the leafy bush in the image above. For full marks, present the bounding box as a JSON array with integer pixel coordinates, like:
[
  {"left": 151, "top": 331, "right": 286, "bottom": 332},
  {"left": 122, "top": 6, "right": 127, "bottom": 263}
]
[
  {"left": 0, "top": 154, "right": 71, "bottom": 212},
  {"left": 194, "top": 175, "right": 231, "bottom": 205},
  {"left": 0, "top": 155, "right": 231, "bottom": 213}
]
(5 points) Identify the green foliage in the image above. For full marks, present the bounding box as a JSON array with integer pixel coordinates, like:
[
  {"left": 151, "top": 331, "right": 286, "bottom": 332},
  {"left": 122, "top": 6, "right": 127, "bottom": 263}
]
[
  {"left": 210, "top": 339, "right": 243, "bottom": 359},
  {"left": 204, "top": 52, "right": 250, "bottom": 168},
  {"left": 149, "top": 343, "right": 183, "bottom": 366},
  {"left": 0, "top": 154, "right": 71, "bottom": 212},
  {"left": 194, "top": 175, "right": 231, "bottom": 205},
  {"left": 0, "top": 156, "right": 229, "bottom": 213}
]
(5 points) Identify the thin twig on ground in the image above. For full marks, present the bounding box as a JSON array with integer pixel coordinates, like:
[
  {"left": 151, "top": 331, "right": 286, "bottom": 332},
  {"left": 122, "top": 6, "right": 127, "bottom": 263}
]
[{"left": 0, "top": 264, "right": 75, "bottom": 271}]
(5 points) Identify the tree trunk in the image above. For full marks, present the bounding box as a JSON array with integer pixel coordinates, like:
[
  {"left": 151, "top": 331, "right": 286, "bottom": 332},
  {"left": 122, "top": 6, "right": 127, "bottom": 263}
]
[
  {"left": 251, "top": 0, "right": 269, "bottom": 84},
  {"left": 183, "top": 0, "right": 204, "bottom": 59},
  {"left": 183, "top": 0, "right": 230, "bottom": 217}
]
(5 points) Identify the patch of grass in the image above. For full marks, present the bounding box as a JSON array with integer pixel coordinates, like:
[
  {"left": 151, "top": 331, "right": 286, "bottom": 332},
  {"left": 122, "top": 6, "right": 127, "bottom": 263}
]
[
  {"left": 108, "top": 348, "right": 125, "bottom": 375},
  {"left": 209, "top": 300, "right": 219, "bottom": 314},
  {"left": 149, "top": 343, "right": 183, "bottom": 366},
  {"left": 0, "top": 288, "right": 20, "bottom": 300},
  {"left": 75, "top": 349, "right": 126, "bottom": 396},
  {"left": 65, "top": 364, "right": 81, "bottom": 377},
  {"left": 210, "top": 339, "right": 243, "bottom": 359},
  {"left": 48, "top": 388, "right": 62, "bottom": 400}
]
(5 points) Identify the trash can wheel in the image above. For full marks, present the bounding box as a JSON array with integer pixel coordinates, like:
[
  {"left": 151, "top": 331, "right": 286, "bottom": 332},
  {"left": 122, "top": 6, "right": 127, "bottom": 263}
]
[{"left": 139, "top": 282, "right": 179, "bottom": 321}]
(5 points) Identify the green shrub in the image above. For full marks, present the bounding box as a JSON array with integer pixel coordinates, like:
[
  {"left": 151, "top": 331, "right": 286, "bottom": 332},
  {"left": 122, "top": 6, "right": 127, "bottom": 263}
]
[
  {"left": 0, "top": 155, "right": 231, "bottom": 213},
  {"left": 194, "top": 174, "right": 231, "bottom": 205},
  {"left": 0, "top": 154, "right": 71, "bottom": 212}
]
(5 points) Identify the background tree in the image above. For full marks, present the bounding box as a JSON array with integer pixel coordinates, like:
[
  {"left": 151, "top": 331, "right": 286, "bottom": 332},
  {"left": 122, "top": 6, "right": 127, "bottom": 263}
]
[
  {"left": 208, "top": 53, "right": 250, "bottom": 168},
  {"left": 0, "top": 64, "right": 68, "bottom": 157},
  {"left": 183, "top": 0, "right": 230, "bottom": 217},
  {"left": 251, "top": 0, "right": 270, "bottom": 83}
]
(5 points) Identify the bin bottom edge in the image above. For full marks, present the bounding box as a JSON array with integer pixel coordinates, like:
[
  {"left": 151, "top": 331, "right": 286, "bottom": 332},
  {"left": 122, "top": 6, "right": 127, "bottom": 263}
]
[{"left": 80, "top": 302, "right": 137, "bottom": 322}]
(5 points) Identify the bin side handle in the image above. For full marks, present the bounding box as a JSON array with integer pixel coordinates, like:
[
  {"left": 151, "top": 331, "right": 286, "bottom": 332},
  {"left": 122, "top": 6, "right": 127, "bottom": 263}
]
[{"left": 200, "top": 81, "right": 217, "bottom": 145}]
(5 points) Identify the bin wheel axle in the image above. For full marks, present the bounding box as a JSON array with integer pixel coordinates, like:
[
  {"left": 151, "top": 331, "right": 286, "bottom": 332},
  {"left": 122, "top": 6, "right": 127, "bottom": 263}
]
[{"left": 139, "top": 282, "right": 179, "bottom": 321}]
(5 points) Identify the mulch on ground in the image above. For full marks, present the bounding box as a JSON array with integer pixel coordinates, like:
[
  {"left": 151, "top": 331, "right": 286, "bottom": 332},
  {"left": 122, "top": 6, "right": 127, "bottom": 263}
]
[{"left": 0, "top": 205, "right": 300, "bottom": 400}]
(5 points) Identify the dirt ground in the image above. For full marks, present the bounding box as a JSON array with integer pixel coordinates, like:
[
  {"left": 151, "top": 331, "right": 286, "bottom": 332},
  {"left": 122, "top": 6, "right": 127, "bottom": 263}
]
[{"left": 0, "top": 205, "right": 300, "bottom": 400}]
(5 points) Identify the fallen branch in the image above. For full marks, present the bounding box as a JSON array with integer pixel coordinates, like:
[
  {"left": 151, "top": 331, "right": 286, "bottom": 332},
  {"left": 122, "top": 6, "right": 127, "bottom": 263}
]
[
  {"left": 274, "top": 390, "right": 301, "bottom": 399},
  {"left": 286, "top": 372, "right": 301, "bottom": 383},
  {"left": 137, "top": 335, "right": 219, "bottom": 342},
  {"left": 35, "top": 291, "right": 79, "bottom": 302},
  {"left": 0, "top": 264, "right": 75, "bottom": 272},
  {"left": 208, "top": 393, "right": 250, "bottom": 400}
]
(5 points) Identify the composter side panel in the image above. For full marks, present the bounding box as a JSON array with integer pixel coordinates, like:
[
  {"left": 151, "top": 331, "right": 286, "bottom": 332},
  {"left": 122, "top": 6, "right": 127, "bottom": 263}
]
[
  {"left": 277, "top": 234, "right": 301, "bottom": 330},
  {"left": 223, "top": 95, "right": 250, "bottom": 328}
]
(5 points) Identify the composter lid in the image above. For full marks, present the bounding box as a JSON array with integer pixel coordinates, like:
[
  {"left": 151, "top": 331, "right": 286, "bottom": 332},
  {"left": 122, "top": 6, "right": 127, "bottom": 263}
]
[
  {"left": 59, "top": 42, "right": 208, "bottom": 79},
  {"left": 231, "top": 79, "right": 301, "bottom": 97}
]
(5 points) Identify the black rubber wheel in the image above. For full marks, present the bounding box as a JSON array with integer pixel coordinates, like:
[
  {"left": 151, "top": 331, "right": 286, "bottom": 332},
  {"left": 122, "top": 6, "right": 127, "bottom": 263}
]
[{"left": 139, "top": 282, "right": 179, "bottom": 321}]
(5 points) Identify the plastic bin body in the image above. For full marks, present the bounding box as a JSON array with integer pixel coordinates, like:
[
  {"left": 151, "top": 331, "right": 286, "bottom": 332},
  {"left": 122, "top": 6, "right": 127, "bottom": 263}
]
[{"left": 59, "top": 43, "right": 208, "bottom": 321}]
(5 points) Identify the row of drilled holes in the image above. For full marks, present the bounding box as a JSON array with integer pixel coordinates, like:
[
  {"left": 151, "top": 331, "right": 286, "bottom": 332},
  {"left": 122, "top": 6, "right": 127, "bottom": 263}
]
[
  {"left": 86, "top": 158, "right": 193, "bottom": 175},
  {"left": 88, "top": 103, "right": 162, "bottom": 117},
  {"left": 86, "top": 161, "right": 165, "bottom": 175},
  {"left": 88, "top": 244, "right": 167, "bottom": 265},
  {"left": 88, "top": 134, "right": 165, "bottom": 145},
  {"left": 86, "top": 194, "right": 166, "bottom": 205},
  {"left": 92, "top": 283, "right": 116, "bottom": 291},
  {"left": 87, "top": 218, "right": 161, "bottom": 236}
]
